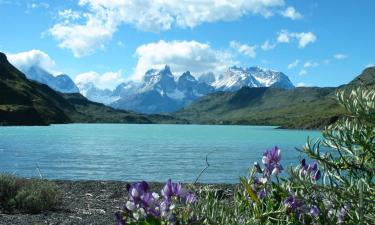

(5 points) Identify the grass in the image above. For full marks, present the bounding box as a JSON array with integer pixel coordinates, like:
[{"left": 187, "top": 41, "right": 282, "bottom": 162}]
[{"left": 0, "top": 174, "right": 60, "bottom": 213}]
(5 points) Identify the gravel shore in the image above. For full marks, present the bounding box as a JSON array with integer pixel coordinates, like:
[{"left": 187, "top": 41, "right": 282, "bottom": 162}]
[{"left": 0, "top": 180, "right": 236, "bottom": 225}]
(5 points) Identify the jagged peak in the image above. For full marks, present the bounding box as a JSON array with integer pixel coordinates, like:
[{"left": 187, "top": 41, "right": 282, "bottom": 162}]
[
  {"left": 247, "top": 66, "right": 279, "bottom": 73},
  {"left": 159, "top": 64, "right": 173, "bottom": 75},
  {"left": 178, "top": 71, "right": 197, "bottom": 82},
  {"left": 229, "top": 65, "right": 245, "bottom": 71}
]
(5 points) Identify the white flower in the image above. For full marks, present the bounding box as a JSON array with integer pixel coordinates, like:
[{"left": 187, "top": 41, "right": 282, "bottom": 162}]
[
  {"left": 262, "top": 156, "right": 270, "bottom": 164},
  {"left": 125, "top": 201, "right": 136, "bottom": 211},
  {"left": 139, "top": 208, "right": 147, "bottom": 217},
  {"left": 152, "top": 192, "right": 160, "bottom": 200},
  {"left": 272, "top": 167, "right": 280, "bottom": 175},
  {"left": 259, "top": 177, "right": 268, "bottom": 184},
  {"left": 131, "top": 188, "right": 139, "bottom": 198},
  {"left": 133, "top": 212, "right": 140, "bottom": 220}
]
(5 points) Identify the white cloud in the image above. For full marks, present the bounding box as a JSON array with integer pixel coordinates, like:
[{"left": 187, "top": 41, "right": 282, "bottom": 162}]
[
  {"left": 295, "top": 32, "right": 316, "bottom": 48},
  {"left": 131, "top": 40, "right": 237, "bottom": 81},
  {"left": 299, "top": 69, "right": 307, "bottom": 76},
  {"left": 75, "top": 70, "right": 125, "bottom": 90},
  {"left": 50, "top": 0, "right": 286, "bottom": 57},
  {"left": 6, "top": 49, "right": 59, "bottom": 75},
  {"left": 28, "top": 2, "right": 49, "bottom": 9},
  {"left": 281, "top": 6, "right": 302, "bottom": 20},
  {"left": 288, "top": 59, "right": 300, "bottom": 69},
  {"left": 366, "top": 63, "right": 374, "bottom": 68},
  {"left": 334, "top": 54, "right": 348, "bottom": 60},
  {"left": 230, "top": 41, "right": 257, "bottom": 58},
  {"left": 261, "top": 40, "right": 276, "bottom": 51},
  {"left": 277, "top": 30, "right": 317, "bottom": 48},
  {"left": 49, "top": 14, "right": 115, "bottom": 57},
  {"left": 297, "top": 82, "right": 307, "bottom": 87},
  {"left": 303, "top": 61, "right": 319, "bottom": 68},
  {"left": 277, "top": 30, "right": 290, "bottom": 43},
  {"left": 58, "top": 9, "right": 81, "bottom": 20}
]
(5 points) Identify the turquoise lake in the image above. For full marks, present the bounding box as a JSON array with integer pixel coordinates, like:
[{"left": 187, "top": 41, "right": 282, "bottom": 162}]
[{"left": 0, "top": 124, "right": 321, "bottom": 183}]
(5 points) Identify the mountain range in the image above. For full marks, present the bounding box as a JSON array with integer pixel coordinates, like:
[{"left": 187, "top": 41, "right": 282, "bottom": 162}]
[
  {"left": 20, "top": 66, "right": 80, "bottom": 94},
  {"left": 172, "top": 67, "right": 375, "bottom": 129},
  {"left": 2, "top": 49, "right": 373, "bottom": 129},
  {"left": 80, "top": 65, "right": 295, "bottom": 114},
  {"left": 0, "top": 52, "right": 184, "bottom": 125}
]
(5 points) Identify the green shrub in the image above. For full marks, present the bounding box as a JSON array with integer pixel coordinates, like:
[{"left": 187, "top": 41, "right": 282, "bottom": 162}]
[{"left": 0, "top": 174, "right": 60, "bottom": 213}]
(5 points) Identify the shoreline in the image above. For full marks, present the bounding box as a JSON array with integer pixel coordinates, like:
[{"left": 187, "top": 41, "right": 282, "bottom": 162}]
[
  {"left": 0, "top": 179, "right": 236, "bottom": 225},
  {"left": 0, "top": 122, "right": 323, "bottom": 131}
]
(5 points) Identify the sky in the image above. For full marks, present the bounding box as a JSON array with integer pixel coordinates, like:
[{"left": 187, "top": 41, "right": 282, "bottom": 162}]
[{"left": 0, "top": 0, "right": 374, "bottom": 89}]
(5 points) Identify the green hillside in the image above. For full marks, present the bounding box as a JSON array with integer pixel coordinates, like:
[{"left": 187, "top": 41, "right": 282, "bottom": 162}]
[
  {"left": 0, "top": 52, "right": 184, "bottom": 125},
  {"left": 173, "top": 67, "right": 375, "bottom": 129}
]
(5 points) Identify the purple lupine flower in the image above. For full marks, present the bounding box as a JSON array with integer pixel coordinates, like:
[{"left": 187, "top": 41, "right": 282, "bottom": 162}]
[
  {"left": 307, "top": 161, "right": 318, "bottom": 173},
  {"left": 262, "top": 146, "right": 283, "bottom": 176},
  {"left": 300, "top": 159, "right": 308, "bottom": 170},
  {"left": 141, "top": 192, "right": 155, "bottom": 207},
  {"left": 257, "top": 190, "right": 266, "bottom": 199},
  {"left": 162, "top": 179, "right": 183, "bottom": 199},
  {"left": 147, "top": 207, "right": 161, "bottom": 218},
  {"left": 284, "top": 195, "right": 304, "bottom": 213},
  {"left": 172, "top": 182, "right": 183, "bottom": 196},
  {"left": 337, "top": 207, "right": 348, "bottom": 223},
  {"left": 262, "top": 146, "right": 281, "bottom": 164},
  {"left": 128, "top": 181, "right": 149, "bottom": 202},
  {"left": 115, "top": 211, "right": 125, "bottom": 225},
  {"left": 309, "top": 205, "right": 320, "bottom": 217},
  {"left": 313, "top": 170, "right": 321, "bottom": 180},
  {"left": 160, "top": 198, "right": 172, "bottom": 217},
  {"left": 185, "top": 192, "right": 197, "bottom": 204},
  {"left": 162, "top": 179, "right": 173, "bottom": 198}
]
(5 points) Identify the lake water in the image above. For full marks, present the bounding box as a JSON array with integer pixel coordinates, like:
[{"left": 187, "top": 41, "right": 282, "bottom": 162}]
[{"left": 0, "top": 124, "right": 321, "bottom": 183}]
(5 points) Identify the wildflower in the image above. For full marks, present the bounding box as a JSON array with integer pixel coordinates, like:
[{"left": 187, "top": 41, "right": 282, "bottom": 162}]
[
  {"left": 307, "top": 161, "right": 318, "bottom": 173},
  {"left": 115, "top": 211, "right": 125, "bottom": 225},
  {"left": 313, "top": 170, "right": 321, "bottom": 180},
  {"left": 162, "top": 179, "right": 183, "bottom": 200},
  {"left": 300, "top": 158, "right": 308, "bottom": 170},
  {"left": 125, "top": 201, "right": 136, "bottom": 211},
  {"left": 262, "top": 146, "right": 283, "bottom": 176},
  {"left": 299, "top": 159, "right": 321, "bottom": 181},
  {"left": 284, "top": 195, "right": 304, "bottom": 213},
  {"left": 128, "top": 181, "right": 149, "bottom": 203},
  {"left": 257, "top": 190, "right": 266, "bottom": 199},
  {"left": 309, "top": 205, "right": 320, "bottom": 217},
  {"left": 185, "top": 192, "right": 197, "bottom": 204}
]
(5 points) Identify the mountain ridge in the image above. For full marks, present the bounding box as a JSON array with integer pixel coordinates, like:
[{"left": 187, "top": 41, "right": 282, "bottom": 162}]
[
  {"left": 172, "top": 67, "right": 375, "bottom": 129},
  {"left": 80, "top": 65, "right": 295, "bottom": 114},
  {"left": 0, "top": 52, "right": 185, "bottom": 126}
]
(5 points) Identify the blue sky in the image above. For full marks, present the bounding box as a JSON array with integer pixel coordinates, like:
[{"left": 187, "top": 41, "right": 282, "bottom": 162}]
[{"left": 0, "top": 0, "right": 374, "bottom": 89}]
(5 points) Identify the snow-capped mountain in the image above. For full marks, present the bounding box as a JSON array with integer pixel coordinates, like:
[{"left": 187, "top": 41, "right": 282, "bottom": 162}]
[
  {"left": 77, "top": 82, "right": 120, "bottom": 105},
  {"left": 110, "top": 65, "right": 214, "bottom": 113},
  {"left": 247, "top": 67, "right": 295, "bottom": 89},
  {"left": 22, "top": 66, "right": 79, "bottom": 93},
  {"left": 212, "top": 66, "right": 294, "bottom": 91},
  {"left": 76, "top": 65, "right": 295, "bottom": 114}
]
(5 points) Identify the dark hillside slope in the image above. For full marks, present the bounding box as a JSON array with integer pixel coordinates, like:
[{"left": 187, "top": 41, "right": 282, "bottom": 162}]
[
  {"left": 173, "top": 87, "right": 343, "bottom": 129},
  {"left": 0, "top": 52, "right": 72, "bottom": 125},
  {"left": 173, "top": 67, "right": 375, "bottom": 129},
  {"left": 0, "top": 52, "right": 185, "bottom": 125}
]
